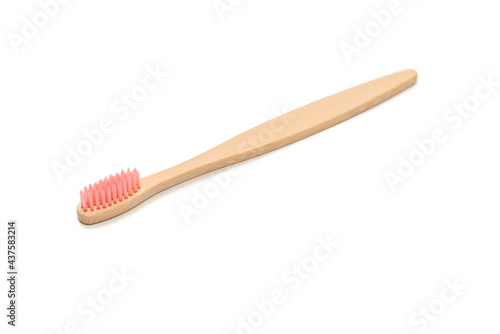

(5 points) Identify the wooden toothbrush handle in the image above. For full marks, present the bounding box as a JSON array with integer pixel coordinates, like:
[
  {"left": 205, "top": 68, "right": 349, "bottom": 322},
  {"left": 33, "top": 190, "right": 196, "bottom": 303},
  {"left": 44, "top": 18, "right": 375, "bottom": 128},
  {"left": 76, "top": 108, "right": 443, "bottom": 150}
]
[{"left": 143, "top": 69, "right": 417, "bottom": 194}]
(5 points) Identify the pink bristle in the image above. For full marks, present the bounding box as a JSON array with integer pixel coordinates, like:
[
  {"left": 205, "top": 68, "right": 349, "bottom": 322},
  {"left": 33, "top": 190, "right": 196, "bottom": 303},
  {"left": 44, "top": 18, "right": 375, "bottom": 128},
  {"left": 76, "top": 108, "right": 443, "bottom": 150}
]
[
  {"left": 117, "top": 175, "right": 123, "bottom": 201},
  {"left": 126, "top": 169, "right": 133, "bottom": 195},
  {"left": 84, "top": 187, "right": 89, "bottom": 211},
  {"left": 121, "top": 170, "right": 128, "bottom": 199},
  {"left": 131, "top": 170, "right": 137, "bottom": 192},
  {"left": 100, "top": 179, "right": 107, "bottom": 209},
  {"left": 88, "top": 184, "right": 94, "bottom": 211},
  {"left": 108, "top": 174, "right": 115, "bottom": 204},
  {"left": 98, "top": 181, "right": 103, "bottom": 210},
  {"left": 105, "top": 178, "right": 112, "bottom": 206},
  {"left": 95, "top": 182, "right": 101, "bottom": 210},
  {"left": 131, "top": 168, "right": 138, "bottom": 192},
  {"left": 100, "top": 186, "right": 106, "bottom": 209},
  {"left": 111, "top": 183, "right": 117, "bottom": 204},
  {"left": 102, "top": 177, "right": 107, "bottom": 205},
  {"left": 80, "top": 191, "right": 84, "bottom": 209},
  {"left": 79, "top": 168, "right": 140, "bottom": 211},
  {"left": 82, "top": 187, "right": 88, "bottom": 212},
  {"left": 136, "top": 169, "right": 141, "bottom": 189}
]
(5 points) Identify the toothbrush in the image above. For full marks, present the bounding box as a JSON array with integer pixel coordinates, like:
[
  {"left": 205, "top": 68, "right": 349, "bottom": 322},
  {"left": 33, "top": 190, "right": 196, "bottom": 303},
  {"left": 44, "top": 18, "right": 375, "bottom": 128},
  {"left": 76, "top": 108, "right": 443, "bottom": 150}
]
[{"left": 77, "top": 69, "right": 417, "bottom": 224}]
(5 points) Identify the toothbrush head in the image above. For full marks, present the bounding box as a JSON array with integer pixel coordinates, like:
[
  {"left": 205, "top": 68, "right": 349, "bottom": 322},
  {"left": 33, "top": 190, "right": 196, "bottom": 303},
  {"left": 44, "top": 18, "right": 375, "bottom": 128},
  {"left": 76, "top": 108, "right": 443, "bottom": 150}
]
[{"left": 77, "top": 168, "right": 141, "bottom": 224}]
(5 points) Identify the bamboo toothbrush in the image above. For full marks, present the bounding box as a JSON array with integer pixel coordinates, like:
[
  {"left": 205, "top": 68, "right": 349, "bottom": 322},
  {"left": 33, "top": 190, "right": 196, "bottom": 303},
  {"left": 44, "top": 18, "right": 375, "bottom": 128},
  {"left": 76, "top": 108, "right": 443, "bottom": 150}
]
[{"left": 77, "top": 69, "right": 417, "bottom": 224}]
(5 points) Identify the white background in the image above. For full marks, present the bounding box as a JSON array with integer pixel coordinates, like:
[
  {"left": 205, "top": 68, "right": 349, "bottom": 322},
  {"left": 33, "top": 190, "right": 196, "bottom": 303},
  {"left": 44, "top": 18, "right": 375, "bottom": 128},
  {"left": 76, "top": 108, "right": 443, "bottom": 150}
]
[{"left": 1, "top": 0, "right": 499, "bottom": 333}]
